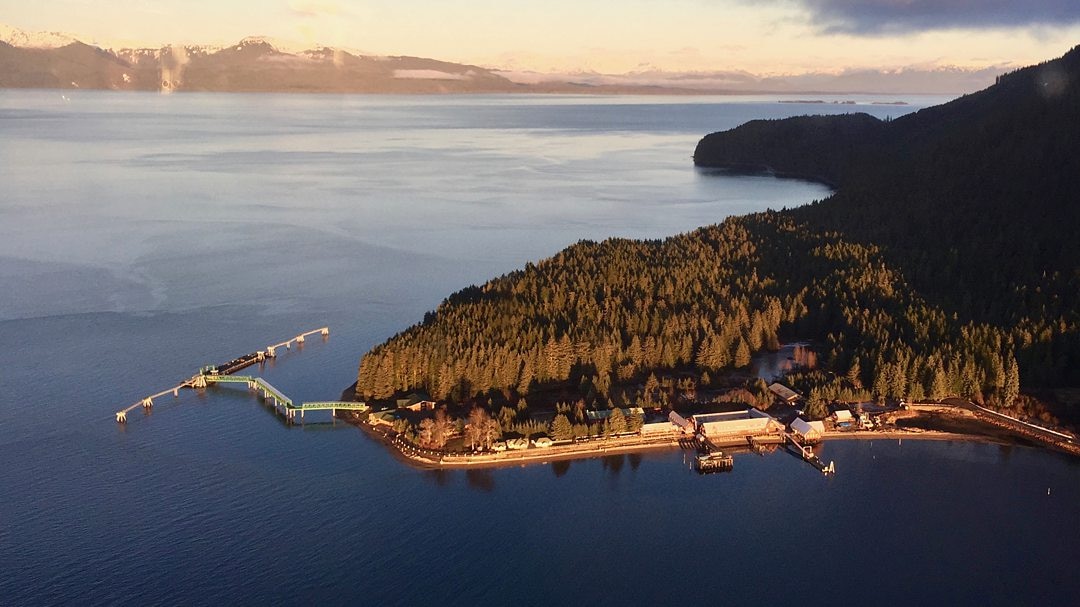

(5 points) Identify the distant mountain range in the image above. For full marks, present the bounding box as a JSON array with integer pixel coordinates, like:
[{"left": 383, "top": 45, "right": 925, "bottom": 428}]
[
  {"left": 0, "top": 36, "right": 534, "bottom": 94},
  {"left": 0, "top": 23, "right": 1008, "bottom": 95}
]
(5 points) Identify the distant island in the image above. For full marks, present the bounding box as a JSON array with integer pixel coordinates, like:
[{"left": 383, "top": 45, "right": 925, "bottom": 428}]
[
  {"left": 345, "top": 46, "right": 1080, "bottom": 466},
  {"left": 777, "top": 100, "right": 909, "bottom": 105}
]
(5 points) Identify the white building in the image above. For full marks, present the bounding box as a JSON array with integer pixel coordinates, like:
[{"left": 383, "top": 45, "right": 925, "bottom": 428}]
[
  {"left": 790, "top": 417, "right": 825, "bottom": 442},
  {"left": 692, "top": 409, "right": 784, "bottom": 440},
  {"left": 506, "top": 438, "right": 529, "bottom": 450},
  {"left": 641, "top": 421, "right": 678, "bottom": 436}
]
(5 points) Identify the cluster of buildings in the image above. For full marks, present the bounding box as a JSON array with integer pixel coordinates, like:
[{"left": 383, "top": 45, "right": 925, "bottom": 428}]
[
  {"left": 373, "top": 379, "right": 884, "bottom": 454},
  {"left": 639, "top": 381, "right": 841, "bottom": 446}
]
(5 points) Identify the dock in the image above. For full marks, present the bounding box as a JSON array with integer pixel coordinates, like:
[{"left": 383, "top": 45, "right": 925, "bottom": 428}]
[
  {"left": 694, "top": 451, "right": 734, "bottom": 472},
  {"left": 115, "top": 327, "right": 365, "bottom": 424},
  {"left": 784, "top": 432, "right": 835, "bottom": 474}
]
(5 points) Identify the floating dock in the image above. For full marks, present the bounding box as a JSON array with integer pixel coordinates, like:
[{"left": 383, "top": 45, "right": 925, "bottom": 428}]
[{"left": 695, "top": 451, "right": 734, "bottom": 472}]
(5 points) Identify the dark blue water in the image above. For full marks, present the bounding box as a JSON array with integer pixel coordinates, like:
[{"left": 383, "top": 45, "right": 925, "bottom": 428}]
[{"left": 1, "top": 91, "right": 1077, "bottom": 606}]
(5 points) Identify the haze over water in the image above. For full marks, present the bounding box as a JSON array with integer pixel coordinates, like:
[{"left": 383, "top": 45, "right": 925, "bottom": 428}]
[{"left": 1, "top": 91, "right": 1077, "bottom": 605}]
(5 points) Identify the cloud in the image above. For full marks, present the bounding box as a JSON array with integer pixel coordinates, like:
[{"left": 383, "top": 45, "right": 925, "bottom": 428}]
[
  {"left": 781, "top": 0, "right": 1080, "bottom": 35},
  {"left": 288, "top": 0, "right": 344, "bottom": 18},
  {"left": 393, "top": 69, "right": 473, "bottom": 81}
]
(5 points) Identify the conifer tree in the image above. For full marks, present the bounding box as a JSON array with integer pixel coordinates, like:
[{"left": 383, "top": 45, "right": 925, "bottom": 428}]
[
  {"left": 551, "top": 414, "right": 573, "bottom": 441},
  {"left": 609, "top": 408, "right": 627, "bottom": 434},
  {"left": 1004, "top": 354, "right": 1021, "bottom": 407},
  {"left": 734, "top": 339, "right": 752, "bottom": 368}
]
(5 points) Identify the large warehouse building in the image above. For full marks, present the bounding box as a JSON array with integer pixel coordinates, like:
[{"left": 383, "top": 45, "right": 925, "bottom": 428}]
[{"left": 691, "top": 409, "right": 784, "bottom": 440}]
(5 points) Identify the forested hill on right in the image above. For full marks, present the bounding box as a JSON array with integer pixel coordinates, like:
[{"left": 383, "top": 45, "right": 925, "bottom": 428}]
[
  {"left": 355, "top": 47, "right": 1078, "bottom": 435},
  {"left": 694, "top": 45, "right": 1080, "bottom": 394}
]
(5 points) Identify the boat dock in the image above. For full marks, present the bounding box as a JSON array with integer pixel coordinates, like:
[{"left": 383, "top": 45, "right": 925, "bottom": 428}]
[
  {"left": 784, "top": 432, "right": 835, "bottom": 474},
  {"left": 694, "top": 450, "right": 734, "bottom": 472},
  {"left": 115, "top": 327, "right": 366, "bottom": 424}
]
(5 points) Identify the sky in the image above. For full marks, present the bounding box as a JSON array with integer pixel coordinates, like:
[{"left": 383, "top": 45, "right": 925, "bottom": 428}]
[{"left": 3, "top": 0, "right": 1080, "bottom": 74}]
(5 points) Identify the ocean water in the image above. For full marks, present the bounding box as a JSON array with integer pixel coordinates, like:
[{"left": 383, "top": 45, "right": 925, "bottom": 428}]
[{"left": 1, "top": 90, "right": 1077, "bottom": 606}]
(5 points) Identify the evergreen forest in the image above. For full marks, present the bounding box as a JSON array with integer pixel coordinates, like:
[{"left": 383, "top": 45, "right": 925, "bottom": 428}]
[{"left": 357, "top": 46, "right": 1080, "bottom": 426}]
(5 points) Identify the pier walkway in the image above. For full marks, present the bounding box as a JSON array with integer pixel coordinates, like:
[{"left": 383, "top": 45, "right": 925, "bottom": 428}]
[
  {"left": 115, "top": 327, "right": 363, "bottom": 424},
  {"left": 206, "top": 375, "right": 292, "bottom": 406},
  {"left": 115, "top": 380, "right": 196, "bottom": 423},
  {"left": 205, "top": 374, "right": 368, "bottom": 421},
  {"left": 264, "top": 327, "right": 328, "bottom": 359}
]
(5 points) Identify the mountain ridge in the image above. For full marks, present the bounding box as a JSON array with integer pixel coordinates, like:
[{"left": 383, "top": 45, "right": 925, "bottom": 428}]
[
  {"left": 0, "top": 22, "right": 1012, "bottom": 95},
  {"left": 694, "top": 44, "right": 1080, "bottom": 338}
]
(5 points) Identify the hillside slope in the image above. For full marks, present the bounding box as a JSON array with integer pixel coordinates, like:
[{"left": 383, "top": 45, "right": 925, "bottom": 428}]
[
  {"left": 355, "top": 48, "right": 1080, "bottom": 422},
  {"left": 0, "top": 37, "right": 523, "bottom": 93},
  {"left": 695, "top": 46, "right": 1080, "bottom": 339}
]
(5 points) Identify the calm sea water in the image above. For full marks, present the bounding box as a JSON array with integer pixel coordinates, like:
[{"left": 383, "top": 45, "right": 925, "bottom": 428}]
[{"left": 1, "top": 91, "right": 1077, "bottom": 606}]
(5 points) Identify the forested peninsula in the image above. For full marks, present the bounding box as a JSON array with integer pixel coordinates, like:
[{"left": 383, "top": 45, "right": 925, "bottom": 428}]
[{"left": 354, "top": 46, "right": 1080, "bottom": 443}]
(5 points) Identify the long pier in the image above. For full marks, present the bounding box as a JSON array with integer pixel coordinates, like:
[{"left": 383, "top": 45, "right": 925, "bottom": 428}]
[
  {"left": 115, "top": 327, "right": 354, "bottom": 424},
  {"left": 115, "top": 380, "right": 196, "bottom": 423},
  {"left": 264, "top": 327, "right": 329, "bottom": 359}
]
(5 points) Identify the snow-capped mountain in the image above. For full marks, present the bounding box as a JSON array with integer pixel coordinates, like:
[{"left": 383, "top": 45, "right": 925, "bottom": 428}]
[
  {"left": 0, "top": 23, "right": 80, "bottom": 49},
  {"left": 0, "top": 22, "right": 1005, "bottom": 94}
]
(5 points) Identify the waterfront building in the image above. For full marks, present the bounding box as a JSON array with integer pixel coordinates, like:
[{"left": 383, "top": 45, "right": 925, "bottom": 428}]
[
  {"left": 641, "top": 420, "right": 679, "bottom": 436},
  {"left": 396, "top": 393, "right": 436, "bottom": 411},
  {"left": 833, "top": 409, "right": 853, "bottom": 425},
  {"left": 668, "top": 411, "right": 695, "bottom": 434},
  {"left": 692, "top": 409, "right": 784, "bottom": 440},
  {"left": 790, "top": 417, "right": 825, "bottom": 442}
]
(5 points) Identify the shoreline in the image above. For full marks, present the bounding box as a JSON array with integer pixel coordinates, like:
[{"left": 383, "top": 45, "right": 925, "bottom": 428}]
[
  {"left": 354, "top": 418, "right": 687, "bottom": 469},
  {"left": 347, "top": 414, "right": 1042, "bottom": 471},
  {"left": 821, "top": 429, "right": 1008, "bottom": 445}
]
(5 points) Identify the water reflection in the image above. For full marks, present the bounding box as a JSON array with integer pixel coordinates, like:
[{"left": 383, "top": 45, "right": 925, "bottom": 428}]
[
  {"left": 427, "top": 468, "right": 452, "bottom": 487},
  {"left": 751, "top": 341, "right": 813, "bottom": 381},
  {"left": 551, "top": 460, "right": 571, "bottom": 477},
  {"left": 601, "top": 454, "right": 625, "bottom": 475},
  {"left": 465, "top": 468, "right": 495, "bottom": 492}
]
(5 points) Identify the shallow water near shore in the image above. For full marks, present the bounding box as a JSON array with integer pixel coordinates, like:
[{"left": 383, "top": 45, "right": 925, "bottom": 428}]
[{"left": 1, "top": 91, "right": 1078, "bottom": 605}]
